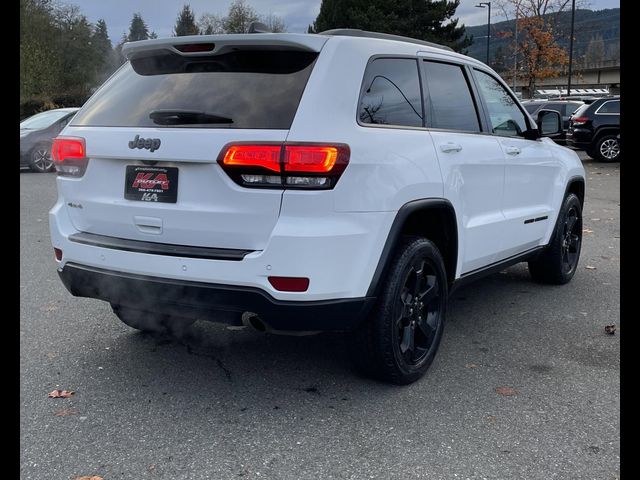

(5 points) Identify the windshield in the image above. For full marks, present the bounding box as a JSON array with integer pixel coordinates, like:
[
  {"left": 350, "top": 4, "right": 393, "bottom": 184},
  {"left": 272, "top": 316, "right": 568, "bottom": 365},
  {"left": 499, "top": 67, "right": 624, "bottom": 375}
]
[
  {"left": 20, "top": 110, "right": 72, "bottom": 130},
  {"left": 71, "top": 50, "right": 318, "bottom": 129}
]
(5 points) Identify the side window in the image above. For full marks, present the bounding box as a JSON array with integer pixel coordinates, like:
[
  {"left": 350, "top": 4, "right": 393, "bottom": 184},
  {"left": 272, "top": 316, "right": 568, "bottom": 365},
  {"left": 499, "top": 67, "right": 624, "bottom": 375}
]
[
  {"left": 421, "top": 61, "right": 480, "bottom": 132},
  {"left": 473, "top": 69, "right": 529, "bottom": 137},
  {"left": 358, "top": 58, "right": 423, "bottom": 127},
  {"left": 545, "top": 103, "right": 565, "bottom": 114},
  {"left": 597, "top": 100, "right": 620, "bottom": 114}
]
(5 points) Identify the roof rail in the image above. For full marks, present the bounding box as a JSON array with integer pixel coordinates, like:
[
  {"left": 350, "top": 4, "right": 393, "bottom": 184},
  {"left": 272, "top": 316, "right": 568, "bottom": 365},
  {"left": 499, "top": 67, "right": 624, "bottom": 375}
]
[{"left": 318, "top": 29, "right": 454, "bottom": 52}]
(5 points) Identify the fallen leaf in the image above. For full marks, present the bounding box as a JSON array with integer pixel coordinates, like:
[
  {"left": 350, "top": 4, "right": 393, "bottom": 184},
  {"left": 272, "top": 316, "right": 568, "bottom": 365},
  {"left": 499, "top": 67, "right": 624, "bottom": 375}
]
[
  {"left": 583, "top": 228, "right": 594, "bottom": 234},
  {"left": 604, "top": 325, "right": 616, "bottom": 335},
  {"left": 591, "top": 218, "right": 601, "bottom": 221},
  {"left": 46, "top": 352, "right": 57, "bottom": 360},
  {"left": 495, "top": 387, "right": 518, "bottom": 396},
  {"left": 54, "top": 408, "right": 78, "bottom": 417},
  {"left": 73, "top": 477, "right": 103, "bottom": 480},
  {"left": 465, "top": 363, "right": 478, "bottom": 369},
  {"left": 48, "top": 389, "right": 75, "bottom": 398},
  {"left": 487, "top": 415, "right": 497, "bottom": 423},
  {"left": 585, "top": 265, "right": 597, "bottom": 270}
]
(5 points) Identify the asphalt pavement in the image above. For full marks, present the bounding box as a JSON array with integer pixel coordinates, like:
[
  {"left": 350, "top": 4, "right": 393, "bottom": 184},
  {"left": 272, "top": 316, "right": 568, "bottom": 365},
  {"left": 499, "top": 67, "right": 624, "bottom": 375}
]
[{"left": 20, "top": 152, "right": 620, "bottom": 480}]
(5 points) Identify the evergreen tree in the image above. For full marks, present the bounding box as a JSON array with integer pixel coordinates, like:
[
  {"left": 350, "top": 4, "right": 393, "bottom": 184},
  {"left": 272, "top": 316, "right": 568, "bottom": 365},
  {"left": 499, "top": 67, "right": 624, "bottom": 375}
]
[
  {"left": 91, "top": 19, "right": 114, "bottom": 82},
  {"left": 312, "top": 0, "right": 472, "bottom": 52},
  {"left": 93, "top": 20, "right": 111, "bottom": 53},
  {"left": 174, "top": 4, "right": 199, "bottom": 36},
  {"left": 127, "top": 13, "right": 149, "bottom": 41}
]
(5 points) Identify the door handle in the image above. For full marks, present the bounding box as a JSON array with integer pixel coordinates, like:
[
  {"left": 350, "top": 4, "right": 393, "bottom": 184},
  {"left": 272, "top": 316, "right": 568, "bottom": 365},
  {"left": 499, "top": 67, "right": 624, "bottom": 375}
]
[
  {"left": 440, "top": 143, "right": 463, "bottom": 153},
  {"left": 505, "top": 146, "right": 521, "bottom": 156}
]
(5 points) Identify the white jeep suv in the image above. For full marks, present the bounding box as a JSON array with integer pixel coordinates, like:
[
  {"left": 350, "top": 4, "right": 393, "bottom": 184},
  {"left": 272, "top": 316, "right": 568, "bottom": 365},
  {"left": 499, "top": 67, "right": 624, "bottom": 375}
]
[{"left": 50, "top": 29, "right": 585, "bottom": 384}]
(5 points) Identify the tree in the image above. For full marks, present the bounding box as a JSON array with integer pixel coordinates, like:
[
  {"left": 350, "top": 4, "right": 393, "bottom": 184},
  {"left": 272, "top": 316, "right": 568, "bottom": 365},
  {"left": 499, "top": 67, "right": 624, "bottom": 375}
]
[
  {"left": 517, "top": 15, "right": 568, "bottom": 93},
  {"left": 53, "top": 4, "right": 101, "bottom": 95},
  {"left": 127, "top": 13, "right": 149, "bottom": 41},
  {"left": 583, "top": 34, "right": 605, "bottom": 66},
  {"left": 92, "top": 19, "right": 115, "bottom": 81},
  {"left": 311, "top": 0, "right": 472, "bottom": 52},
  {"left": 261, "top": 13, "right": 286, "bottom": 33},
  {"left": 494, "top": 0, "right": 576, "bottom": 93},
  {"left": 223, "top": 0, "right": 259, "bottom": 33},
  {"left": 174, "top": 4, "right": 199, "bottom": 36},
  {"left": 198, "top": 13, "right": 224, "bottom": 34},
  {"left": 20, "top": 0, "right": 60, "bottom": 100}
]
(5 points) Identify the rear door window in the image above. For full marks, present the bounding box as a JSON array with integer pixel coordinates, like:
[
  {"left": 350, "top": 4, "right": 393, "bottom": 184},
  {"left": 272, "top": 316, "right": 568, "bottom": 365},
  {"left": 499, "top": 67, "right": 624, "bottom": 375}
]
[
  {"left": 597, "top": 100, "right": 620, "bottom": 114},
  {"left": 358, "top": 58, "right": 423, "bottom": 127},
  {"left": 71, "top": 50, "right": 318, "bottom": 129},
  {"left": 421, "top": 61, "right": 480, "bottom": 132}
]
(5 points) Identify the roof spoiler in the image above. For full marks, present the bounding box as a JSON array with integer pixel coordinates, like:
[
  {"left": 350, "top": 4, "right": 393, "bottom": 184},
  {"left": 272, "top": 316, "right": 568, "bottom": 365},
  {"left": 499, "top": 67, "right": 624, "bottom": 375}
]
[
  {"left": 121, "top": 34, "right": 328, "bottom": 60},
  {"left": 318, "top": 29, "right": 454, "bottom": 52}
]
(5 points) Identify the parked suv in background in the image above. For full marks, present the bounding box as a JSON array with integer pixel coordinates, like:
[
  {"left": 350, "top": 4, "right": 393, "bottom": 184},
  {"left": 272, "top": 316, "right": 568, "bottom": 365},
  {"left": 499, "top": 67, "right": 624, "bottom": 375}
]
[
  {"left": 50, "top": 30, "right": 585, "bottom": 384},
  {"left": 522, "top": 100, "right": 584, "bottom": 145},
  {"left": 566, "top": 97, "right": 620, "bottom": 161}
]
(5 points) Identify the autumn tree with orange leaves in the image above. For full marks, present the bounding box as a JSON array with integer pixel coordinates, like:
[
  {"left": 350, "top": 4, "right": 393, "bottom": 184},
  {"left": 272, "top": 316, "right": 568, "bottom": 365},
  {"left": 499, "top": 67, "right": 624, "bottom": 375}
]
[
  {"left": 495, "top": 0, "right": 583, "bottom": 95},
  {"left": 517, "top": 15, "right": 568, "bottom": 94}
]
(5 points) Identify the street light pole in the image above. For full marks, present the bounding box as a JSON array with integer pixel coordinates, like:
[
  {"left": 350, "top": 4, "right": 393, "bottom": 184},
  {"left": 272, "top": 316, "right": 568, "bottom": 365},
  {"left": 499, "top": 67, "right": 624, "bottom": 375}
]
[
  {"left": 475, "top": 2, "right": 491, "bottom": 66},
  {"left": 567, "top": 0, "right": 576, "bottom": 96},
  {"left": 513, "top": 0, "right": 519, "bottom": 92}
]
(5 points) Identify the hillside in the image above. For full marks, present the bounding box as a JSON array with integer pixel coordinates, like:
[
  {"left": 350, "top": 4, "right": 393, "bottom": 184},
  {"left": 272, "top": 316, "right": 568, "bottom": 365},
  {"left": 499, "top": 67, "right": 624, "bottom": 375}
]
[{"left": 464, "top": 8, "right": 620, "bottom": 70}]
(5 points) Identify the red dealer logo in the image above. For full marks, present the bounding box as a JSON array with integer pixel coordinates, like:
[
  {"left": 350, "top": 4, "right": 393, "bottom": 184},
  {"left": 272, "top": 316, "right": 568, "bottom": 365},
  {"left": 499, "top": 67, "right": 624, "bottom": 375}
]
[{"left": 132, "top": 172, "right": 170, "bottom": 190}]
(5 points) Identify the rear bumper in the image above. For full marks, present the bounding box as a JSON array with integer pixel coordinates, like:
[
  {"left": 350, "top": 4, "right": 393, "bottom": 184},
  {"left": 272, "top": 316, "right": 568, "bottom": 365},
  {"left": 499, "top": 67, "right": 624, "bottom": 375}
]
[
  {"left": 565, "top": 129, "right": 592, "bottom": 150},
  {"left": 59, "top": 263, "right": 375, "bottom": 332}
]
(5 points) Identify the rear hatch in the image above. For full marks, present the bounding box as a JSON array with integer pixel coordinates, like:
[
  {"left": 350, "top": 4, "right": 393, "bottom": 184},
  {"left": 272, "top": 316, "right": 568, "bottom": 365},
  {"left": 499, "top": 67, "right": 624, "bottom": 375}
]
[{"left": 59, "top": 35, "right": 325, "bottom": 250}]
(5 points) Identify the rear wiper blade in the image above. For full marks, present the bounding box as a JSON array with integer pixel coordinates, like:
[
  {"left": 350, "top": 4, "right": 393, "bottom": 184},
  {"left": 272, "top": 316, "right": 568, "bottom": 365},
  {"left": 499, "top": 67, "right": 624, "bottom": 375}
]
[{"left": 149, "top": 109, "right": 233, "bottom": 125}]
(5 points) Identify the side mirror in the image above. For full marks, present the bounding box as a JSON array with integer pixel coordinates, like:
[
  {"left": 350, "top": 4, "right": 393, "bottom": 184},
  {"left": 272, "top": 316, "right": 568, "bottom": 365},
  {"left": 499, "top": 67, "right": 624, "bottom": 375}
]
[{"left": 537, "top": 109, "right": 562, "bottom": 137}]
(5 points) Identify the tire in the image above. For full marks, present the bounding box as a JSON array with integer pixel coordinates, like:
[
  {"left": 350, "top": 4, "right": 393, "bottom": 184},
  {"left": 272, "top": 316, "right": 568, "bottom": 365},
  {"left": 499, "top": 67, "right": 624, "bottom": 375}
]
[
  {"left": 111, "top": 304, "right": 195, "bottom": 336},
  {"left": 528, "top": 193, "right": 582, "bottom": 285},
  {"left": 28, "top": 143, "right": 54, "bottom": 173},
  {"left": 351, "top": 236, "right": 447, "bottom": 385},
  {"left": 593, "top": 134, "right": 621, "bottom": 162}
]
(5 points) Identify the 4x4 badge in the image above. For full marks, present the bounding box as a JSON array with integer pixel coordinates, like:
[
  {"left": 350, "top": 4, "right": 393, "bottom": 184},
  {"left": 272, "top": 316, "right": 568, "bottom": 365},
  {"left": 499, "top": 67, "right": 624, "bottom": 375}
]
[{"left": 128, "top": 134, "right": 161, "bottom": 152}]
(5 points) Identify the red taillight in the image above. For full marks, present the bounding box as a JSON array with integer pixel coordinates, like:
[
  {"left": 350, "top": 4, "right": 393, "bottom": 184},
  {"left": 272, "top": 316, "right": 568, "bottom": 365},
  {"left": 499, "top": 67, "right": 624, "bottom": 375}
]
[
  {"left": 268, "top": 276, "right": 310, "bottom": 292},
  {"left": 284, "top": 146, "right": 338, "bottom": 172},
  {"left": 53, "top": 248, "right": 62, "bottom": 261},
  {"left": 51, "top": 137, "right": 88, "bottom": 177},
  {"left": 571, "top": 116, "right": 589, "bottom": 125},
  {"left": 218, "top": 142, "right": 350, "bottom": 189},
  {"left": 222, "top": 145, "right": 282, "bottom": 172}
]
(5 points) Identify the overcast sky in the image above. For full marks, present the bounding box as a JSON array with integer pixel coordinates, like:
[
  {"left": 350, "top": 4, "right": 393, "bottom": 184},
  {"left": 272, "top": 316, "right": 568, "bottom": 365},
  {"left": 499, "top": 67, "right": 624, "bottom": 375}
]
[{"left": 69, "top": 0, "right": 621, "bottom": 42}]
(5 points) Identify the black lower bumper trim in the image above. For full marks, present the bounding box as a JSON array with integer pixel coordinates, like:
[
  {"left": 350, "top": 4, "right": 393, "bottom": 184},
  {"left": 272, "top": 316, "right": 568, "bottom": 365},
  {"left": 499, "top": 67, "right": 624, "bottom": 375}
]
[
  {"left": 58, "top": 263, "right": 375, "bottom": 332},
  {"left": 68, "top": 232, "right": 253, "bottom": 261}
]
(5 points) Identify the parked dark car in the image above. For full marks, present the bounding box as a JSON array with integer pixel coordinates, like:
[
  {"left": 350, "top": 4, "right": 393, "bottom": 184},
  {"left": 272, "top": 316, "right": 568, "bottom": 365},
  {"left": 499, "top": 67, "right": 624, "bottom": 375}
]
[
  {"left": 522, "top": 100, "right": 584, "bottom": 144},
  {"left": 566, "top": 97, "right": 620, "bottom": 162},
  {"left": 20, "top": 108, "right": 79, "bottom": 172}
]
